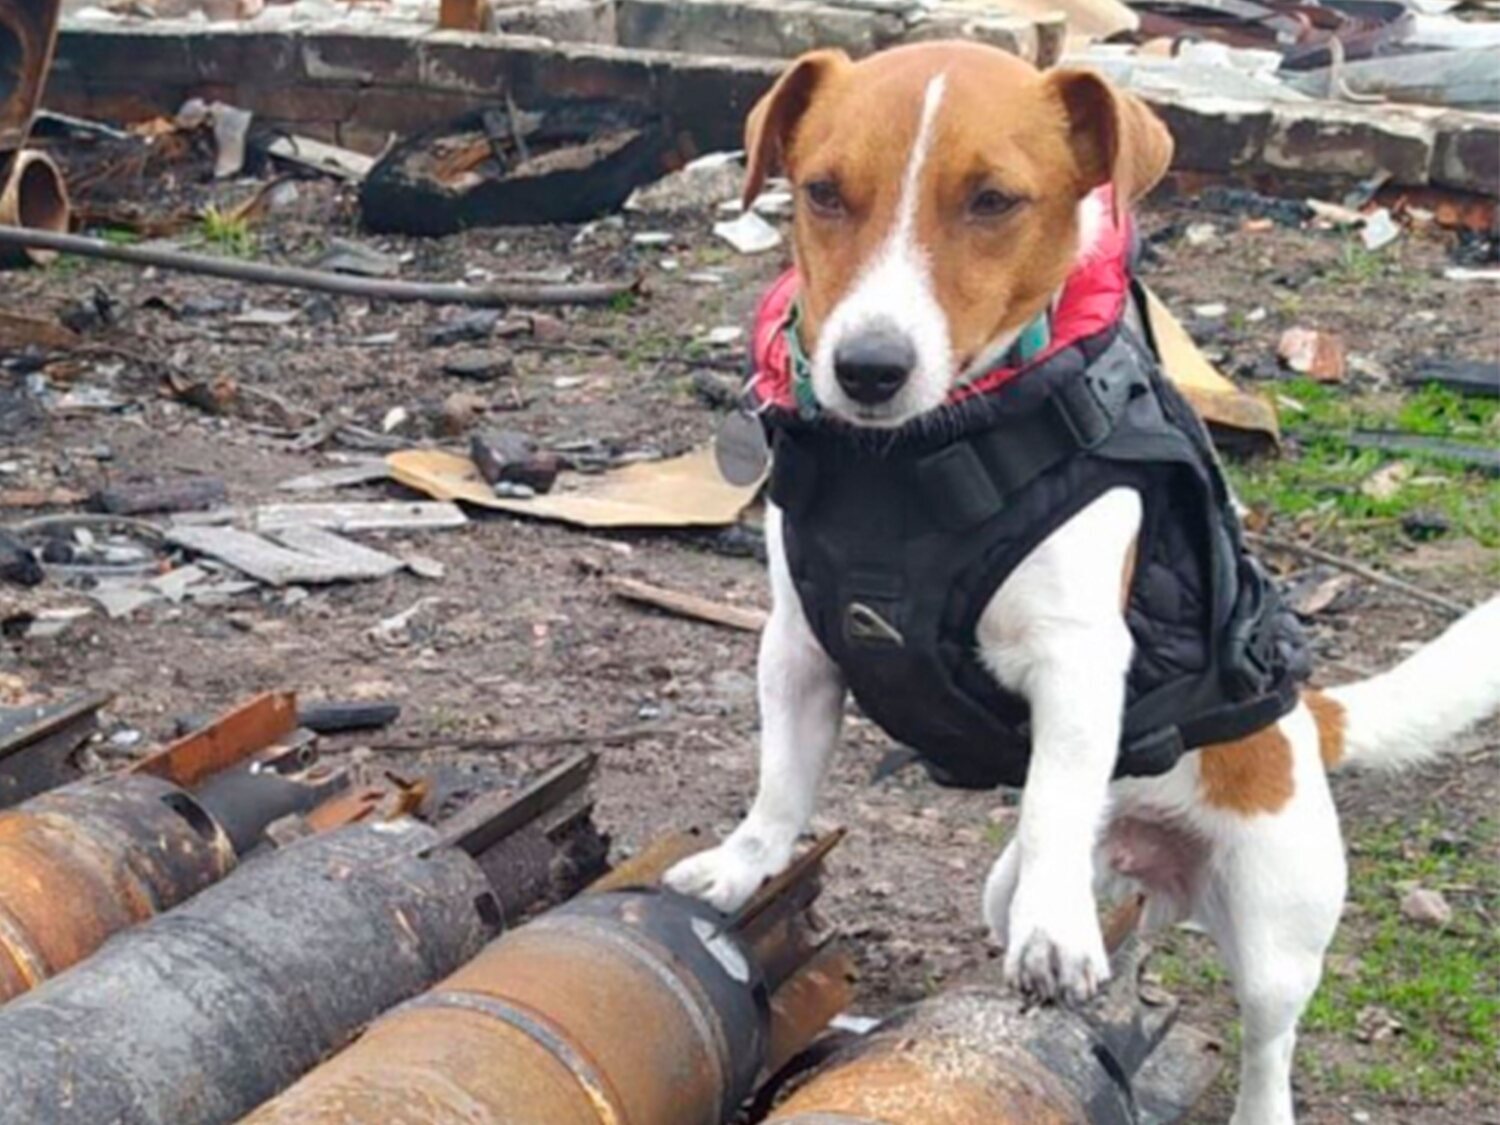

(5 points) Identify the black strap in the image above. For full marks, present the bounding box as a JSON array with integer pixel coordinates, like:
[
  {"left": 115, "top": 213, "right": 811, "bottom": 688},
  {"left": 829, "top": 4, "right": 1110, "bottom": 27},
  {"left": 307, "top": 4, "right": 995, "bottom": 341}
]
[{"left": 915, "top": 360, "right": 1137, "bottom": 532}]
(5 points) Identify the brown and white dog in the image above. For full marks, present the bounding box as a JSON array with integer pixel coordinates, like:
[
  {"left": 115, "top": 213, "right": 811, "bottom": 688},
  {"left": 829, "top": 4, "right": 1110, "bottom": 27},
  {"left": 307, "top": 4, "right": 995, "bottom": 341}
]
[{"left": 664, "top": 40, "right": 1500, "bottom": 1125}]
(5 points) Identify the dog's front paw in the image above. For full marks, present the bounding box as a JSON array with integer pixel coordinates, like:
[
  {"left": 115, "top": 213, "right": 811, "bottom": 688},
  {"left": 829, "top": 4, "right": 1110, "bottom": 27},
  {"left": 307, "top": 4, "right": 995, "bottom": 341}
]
[
  {"left": 663, "top": 834, "right": 792, "bottom": 913},
  {"left": 1003, "top": 888, "right": 1110, "bottom": 1005}
]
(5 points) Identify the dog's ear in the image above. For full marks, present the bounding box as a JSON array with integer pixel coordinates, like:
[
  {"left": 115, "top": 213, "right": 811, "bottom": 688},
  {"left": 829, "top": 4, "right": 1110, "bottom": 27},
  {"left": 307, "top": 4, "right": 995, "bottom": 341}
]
[
  {"left": 743, "top": 49, "right": 849, "bottom": 210},
  {"left": 1045, "top": 68, "right": 1173, "bottom": 223}
]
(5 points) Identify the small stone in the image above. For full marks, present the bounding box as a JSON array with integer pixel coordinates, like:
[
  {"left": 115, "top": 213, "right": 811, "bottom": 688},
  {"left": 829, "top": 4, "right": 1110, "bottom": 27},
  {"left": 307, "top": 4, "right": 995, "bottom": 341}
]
[
  {"left": 470, "top": 429, "right": 560, "bottom": 493},
  {"left": 528, "top": 313, "right": 567, "bottom": 343},
  {"left": 1360, "top": 461, "right": 1412, "bottom": 501},
  {"left": 1399, "top": 886, "right": 1452, "bottom": 928},
  {"left": 1193, "top": 302, "right": 1228, "bottom": 319},
  {"left": 493, "top": 481, "right": 536, "bottom": 499},
  {"left": 441, "top": 349, "right": 516, "bottom": 383},
  {"left": 1278, "top": 327, "right": 1346, "bottom": 382},
  {"left": 631, "top": 231, "right": 674, "bottom": 247},
  {"left": 438, "top": 392, "right": 487, "bottom": 436},
  {"left": 1184, "top": 221, "right": 1219, "bottom": 246},
  {"left": 427, "top": 310, "right": 500, "bottom": 347},
  {"left": 1401, "top": 509, "right": 1450, "bottom": 542}
]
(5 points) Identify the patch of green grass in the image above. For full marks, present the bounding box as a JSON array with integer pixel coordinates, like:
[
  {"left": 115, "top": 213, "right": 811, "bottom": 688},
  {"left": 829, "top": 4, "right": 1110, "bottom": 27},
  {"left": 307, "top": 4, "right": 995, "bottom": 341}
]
[
  {"left": 1302, "top": 814, "right": 1499, "bottom": 1101},
  {"left": 608, "top": 291, "right": 638, "bottom": 314},
  {"left": 1227, "top": 379, "right": 1500, "bottom": 549},
  {"left": 99, "top": 228, "right": 140, "bottom": 247},
  {"left": 198, "top": 205, "right": 256, "bottom": 257}
]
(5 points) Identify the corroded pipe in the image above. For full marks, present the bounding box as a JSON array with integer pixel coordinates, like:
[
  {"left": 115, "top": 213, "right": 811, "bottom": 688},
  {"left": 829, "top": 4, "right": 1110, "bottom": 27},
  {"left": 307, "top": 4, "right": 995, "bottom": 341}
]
[
  {"left": 766, "top": 906, "right": 1217, "bottom": 1125},
  {"left": 0, "top": 819, "right": 500, "bottom": 1125},
  {"left": 0, "top": 754, "right": 603, "bottom": 1125},
  {"left": 240, "top": 834, "right": 849, "bottom": 1125},
  {"left": 0, "top": 148, "right": 69, "bottom": 265},
  {"left": 0, "top": 693, "right": 333, "bottom": 1004},
  {"left": 0, "top": 773, "right": 234, "bottom": 1001}
]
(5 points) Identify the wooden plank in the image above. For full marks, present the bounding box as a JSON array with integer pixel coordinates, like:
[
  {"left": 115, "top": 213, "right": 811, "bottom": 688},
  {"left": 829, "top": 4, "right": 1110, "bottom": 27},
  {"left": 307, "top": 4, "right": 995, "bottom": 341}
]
[
  {"left": 608, "top": 576, "right": 767, "bottom": 633},
  {"left": 167, "top": 525, "right": 402, "bottom": 585},
  {"left": 253, "top": 501, "right": 467, "bottom": 533}
]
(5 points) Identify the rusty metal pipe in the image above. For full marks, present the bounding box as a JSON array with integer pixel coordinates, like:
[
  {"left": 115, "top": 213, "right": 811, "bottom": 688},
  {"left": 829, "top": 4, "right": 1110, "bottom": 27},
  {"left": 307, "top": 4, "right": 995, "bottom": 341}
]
[
  {"left": 0, "top": 693, "right": 326, "bottom": 1004},
  {"left": 766, "top": 908, "right": 1220, "bottom": 1125},
  {"left": 0, "top": 773, "right": 234, "bottom": 1001},
  {"left": 0, "top": 818, "right": 500, "bottom": 1125},
  {"left": 0, "top": 149, "right": 68, "bottom": 265},
  {"left": 240, "top": 834, "right": 847, "bottom": 1125},
  {"left": 0, "top": 754, "right": 603, "bottom": 1125}
]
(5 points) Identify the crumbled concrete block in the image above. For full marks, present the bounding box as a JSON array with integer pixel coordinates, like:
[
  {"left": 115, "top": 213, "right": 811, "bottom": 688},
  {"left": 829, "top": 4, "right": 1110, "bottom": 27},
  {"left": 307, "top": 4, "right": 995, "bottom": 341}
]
[
  {"left": 1264, "top": 103, "right": 1435, "bottom": 187},
  {"left": 617, "top": 0, "right": 901, "bottom": 59},
  {"left": 1431, "top": 117, "right": 1500, "bottom": 197},
  {"left": 1145, "top": 93, "right": 1273, "bottom": 174},
  {"left": 494, "top": 0, "right": 617, "bottom": 44}
]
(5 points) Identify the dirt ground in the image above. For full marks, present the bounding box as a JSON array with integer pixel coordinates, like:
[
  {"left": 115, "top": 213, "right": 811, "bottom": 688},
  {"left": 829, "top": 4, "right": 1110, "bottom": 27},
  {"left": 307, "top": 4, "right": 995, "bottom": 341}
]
[{"left": 2, "top": 166, "right": 1496, "bottom": 1124}]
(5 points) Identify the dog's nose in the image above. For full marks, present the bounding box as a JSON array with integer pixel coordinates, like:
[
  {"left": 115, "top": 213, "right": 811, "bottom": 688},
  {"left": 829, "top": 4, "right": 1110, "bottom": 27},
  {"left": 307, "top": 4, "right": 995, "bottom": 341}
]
[{"left": 834, "top": 324, "right": 915, "bottom": 406}]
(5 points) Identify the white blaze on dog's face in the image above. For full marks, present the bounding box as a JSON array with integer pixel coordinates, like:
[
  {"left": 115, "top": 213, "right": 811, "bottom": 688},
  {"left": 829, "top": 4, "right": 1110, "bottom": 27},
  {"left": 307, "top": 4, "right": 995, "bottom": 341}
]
[{"left": 742, "top": 42, "right": 1173, "bottom": 427}]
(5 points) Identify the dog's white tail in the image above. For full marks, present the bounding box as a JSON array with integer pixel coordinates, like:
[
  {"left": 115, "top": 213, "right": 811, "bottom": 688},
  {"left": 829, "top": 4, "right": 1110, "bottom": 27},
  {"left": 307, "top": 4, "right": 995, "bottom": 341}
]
[{"left": 1320, "top": 595, "right": 1500, "bottom": 770}]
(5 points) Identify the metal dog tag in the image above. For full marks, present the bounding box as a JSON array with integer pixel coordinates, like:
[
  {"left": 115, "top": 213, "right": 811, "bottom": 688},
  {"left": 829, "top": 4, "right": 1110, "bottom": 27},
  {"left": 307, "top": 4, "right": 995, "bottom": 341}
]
[{"left": 714, "top": 410, "right": 771, "bottom": 487}]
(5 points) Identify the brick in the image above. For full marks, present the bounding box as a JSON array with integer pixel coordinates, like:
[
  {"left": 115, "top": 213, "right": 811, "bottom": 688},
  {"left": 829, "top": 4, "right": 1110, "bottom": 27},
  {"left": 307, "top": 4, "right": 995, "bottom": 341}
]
[
  {"left": 1264, "top": 103, "right": 1435, "bottom": 187},
  {"left": 1431, "top": 116, "right": 1500, "bottom": 199}
]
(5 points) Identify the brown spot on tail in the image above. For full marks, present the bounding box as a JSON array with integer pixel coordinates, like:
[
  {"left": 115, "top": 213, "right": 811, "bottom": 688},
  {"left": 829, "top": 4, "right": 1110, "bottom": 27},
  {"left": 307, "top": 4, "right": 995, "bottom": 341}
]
[
  {"left": 1305, "top": 690, "right": 1347, "bottom": 769},
  {"left": 1198, "top": 724, "right": 1294, "bottom": 815}
]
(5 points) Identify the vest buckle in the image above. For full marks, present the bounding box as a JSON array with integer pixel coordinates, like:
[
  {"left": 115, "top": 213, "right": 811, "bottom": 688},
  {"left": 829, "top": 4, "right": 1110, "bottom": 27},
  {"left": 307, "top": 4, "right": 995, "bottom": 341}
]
[{"left": 1051, "top": 375, "right": 1114, "bottom": 450}]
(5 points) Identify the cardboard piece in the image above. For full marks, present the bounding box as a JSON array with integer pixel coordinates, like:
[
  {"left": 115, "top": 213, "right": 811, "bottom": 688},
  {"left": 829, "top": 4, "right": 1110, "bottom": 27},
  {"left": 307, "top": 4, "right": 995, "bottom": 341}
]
[
  {"left": 1143, "top": 286, "right": 1280, "bottom": 449},
  {"left": 387, "top": 445, "right": 760, "bottom": 529}
]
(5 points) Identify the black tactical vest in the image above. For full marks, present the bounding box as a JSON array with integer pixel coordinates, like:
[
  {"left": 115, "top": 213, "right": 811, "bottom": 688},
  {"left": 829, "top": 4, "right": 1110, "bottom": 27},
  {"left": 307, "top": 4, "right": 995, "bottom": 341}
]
[{"left": 763, "top": 286, "right": 1309, "bottom": 790}]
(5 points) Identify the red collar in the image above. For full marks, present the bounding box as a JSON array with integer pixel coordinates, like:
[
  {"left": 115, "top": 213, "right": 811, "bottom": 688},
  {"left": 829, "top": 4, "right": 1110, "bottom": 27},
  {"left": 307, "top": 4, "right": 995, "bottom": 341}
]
[{"left": 750, "top": 187, "right": 1132, "bottom": 414}]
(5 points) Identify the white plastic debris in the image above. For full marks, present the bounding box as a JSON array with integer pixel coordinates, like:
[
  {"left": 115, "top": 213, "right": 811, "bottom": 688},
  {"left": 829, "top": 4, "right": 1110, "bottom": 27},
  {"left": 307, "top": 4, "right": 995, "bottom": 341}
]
[
  {"left": 713, "top": 211, "right": 783, "bottom": 255},
  {"left": 1360, "top": 208, "right": 1400, "bottom": 251}
]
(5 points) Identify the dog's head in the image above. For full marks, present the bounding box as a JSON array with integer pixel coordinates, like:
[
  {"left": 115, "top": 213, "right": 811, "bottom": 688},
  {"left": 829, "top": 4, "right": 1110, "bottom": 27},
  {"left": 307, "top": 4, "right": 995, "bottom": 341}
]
[{"left": 745, "top": 42, "right": 1172, "bottom": 427}]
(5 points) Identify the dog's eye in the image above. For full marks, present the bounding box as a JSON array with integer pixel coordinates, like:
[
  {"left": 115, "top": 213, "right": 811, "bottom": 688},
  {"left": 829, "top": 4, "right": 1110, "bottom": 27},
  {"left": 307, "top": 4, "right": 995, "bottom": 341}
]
[
  {"left": 969, "top": 188, "right": 1019, "bottom": 219},
  {"left": 804, "top": 179, "right": 847, "bottom": 217}
]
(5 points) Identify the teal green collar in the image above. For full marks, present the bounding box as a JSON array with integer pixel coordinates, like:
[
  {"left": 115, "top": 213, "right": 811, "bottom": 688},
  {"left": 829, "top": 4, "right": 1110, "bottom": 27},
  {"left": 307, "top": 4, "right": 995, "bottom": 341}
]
[{"left": 784, "top": 304, "right": 1052, "bottom": 418}]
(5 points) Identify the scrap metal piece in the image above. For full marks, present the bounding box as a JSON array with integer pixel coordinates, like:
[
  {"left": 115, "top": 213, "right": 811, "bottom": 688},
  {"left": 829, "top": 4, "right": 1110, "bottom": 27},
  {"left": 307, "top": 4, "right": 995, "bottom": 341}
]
[
  {"left": 0, "top": 691, "right": 109, "bottom": 808},
  {"left": 240, "top": 834, "right": 847, "bottom": 1125},
  {"left": 132, "top": 692, "right": 297, "bottom": 789}
]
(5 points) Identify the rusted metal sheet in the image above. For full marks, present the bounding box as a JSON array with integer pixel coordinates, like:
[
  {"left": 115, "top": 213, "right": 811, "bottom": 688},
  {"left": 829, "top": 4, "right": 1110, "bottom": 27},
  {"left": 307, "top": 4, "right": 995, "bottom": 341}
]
[
  {"left": 0, "top": 691, "right": 109, "bottom": 808},
  {"left": 131, "top": 692, "right": 297, "bottom": 789},
  {"left": 240, "top": 834, "right": 846, "bottom": 1125},
  {"left": 0, "top": 773, "right": 234, "bottom": 1002},
  {"left": 0, "top": 0, "right": 62, "bottom": 157}
]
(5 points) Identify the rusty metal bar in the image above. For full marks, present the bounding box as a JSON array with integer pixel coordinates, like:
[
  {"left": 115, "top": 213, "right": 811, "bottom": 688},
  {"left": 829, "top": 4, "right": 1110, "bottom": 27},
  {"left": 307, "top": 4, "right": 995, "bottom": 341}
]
[
  {"left": 240, "top": 833, "right": 848, "bottom": 1125},
  {"left": 131, "top": 692, "right": 298, "bottom": 789},
  {"left": 0, "top": 756, "right": 603, "bottom": 1125}
]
